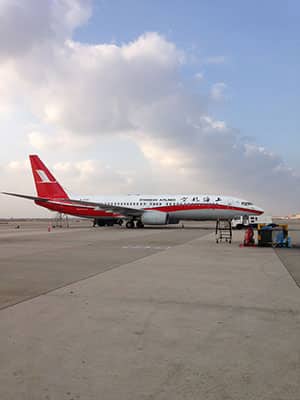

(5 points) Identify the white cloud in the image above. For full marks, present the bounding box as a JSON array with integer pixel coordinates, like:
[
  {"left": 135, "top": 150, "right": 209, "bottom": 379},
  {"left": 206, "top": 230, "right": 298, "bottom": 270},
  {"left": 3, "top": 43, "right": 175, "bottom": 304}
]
[
  {"left": 5, "top": 159, "right": 29, "bottom": 171},
  {"left": 194, "top": 72, "right": 204, "bottom": 81},
  {"left": 0, "top": 0, "right": 91, "bottom": 60},
  {"left": 28, "top": 130, "right": 93, "bottom": 151},
  {"left": 200, "top": 116, "right": 227, "bottom": 131},
  {"left": 0, "top": 0, "right": 299, "bottom": 216},
  {"left": 52, "top": 160, "right": 134, "bottom": 195},
  {"left": 210, "top": 82, "right": 227, "bottom": 101}
]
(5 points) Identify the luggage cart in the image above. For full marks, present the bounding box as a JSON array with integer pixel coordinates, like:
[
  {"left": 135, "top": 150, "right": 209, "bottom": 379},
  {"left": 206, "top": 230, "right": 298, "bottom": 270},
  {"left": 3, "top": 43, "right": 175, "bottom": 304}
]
[
  {"left": 215, "top": 219, "right": 232, "bottom": 243},
  {"left": 257, "top": 223, "right": 290, "bottom": 247}
]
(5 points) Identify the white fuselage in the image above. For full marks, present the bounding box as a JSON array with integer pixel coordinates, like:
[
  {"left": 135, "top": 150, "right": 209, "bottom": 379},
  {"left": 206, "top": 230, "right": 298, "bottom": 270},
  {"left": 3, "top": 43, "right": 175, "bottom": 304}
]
[{"left": 74, "top": 193, "right": 264, "bottom": 221}]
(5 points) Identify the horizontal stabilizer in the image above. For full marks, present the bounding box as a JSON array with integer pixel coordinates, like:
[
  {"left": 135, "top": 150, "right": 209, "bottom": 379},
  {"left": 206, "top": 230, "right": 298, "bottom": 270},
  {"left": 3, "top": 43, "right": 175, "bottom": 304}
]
[
  {"left": 2, "top": 192, "right": 50, "bottom": 202},
  {"left": 2, "top": 192, "right": 99, "bottom": 210}
]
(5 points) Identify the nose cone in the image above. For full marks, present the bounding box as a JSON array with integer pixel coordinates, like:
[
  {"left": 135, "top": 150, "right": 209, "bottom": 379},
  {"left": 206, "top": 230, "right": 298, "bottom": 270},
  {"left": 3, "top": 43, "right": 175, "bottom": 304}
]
[{"left": 254, "top": 205, "right": 264, "bottom": 215}]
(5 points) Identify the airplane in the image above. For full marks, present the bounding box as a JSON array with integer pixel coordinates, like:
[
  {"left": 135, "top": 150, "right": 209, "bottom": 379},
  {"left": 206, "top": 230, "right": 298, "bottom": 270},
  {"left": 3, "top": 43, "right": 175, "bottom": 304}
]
[{"left": 3, "top": 155, "right": 264, "bottom": 229}]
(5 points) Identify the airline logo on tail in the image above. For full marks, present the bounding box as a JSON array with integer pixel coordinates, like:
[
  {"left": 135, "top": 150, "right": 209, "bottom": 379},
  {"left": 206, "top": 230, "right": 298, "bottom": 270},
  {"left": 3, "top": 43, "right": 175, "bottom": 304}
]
[
  {"left": 29, "top": 155, "right": 69, "bottom": 199},
  {"left": 36, "top": 169, "right": 52, "bottom": 183}
]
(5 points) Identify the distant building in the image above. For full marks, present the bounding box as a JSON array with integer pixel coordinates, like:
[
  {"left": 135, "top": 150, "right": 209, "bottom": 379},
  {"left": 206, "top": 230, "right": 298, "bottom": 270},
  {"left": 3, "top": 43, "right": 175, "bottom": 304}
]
[{"left": 287, "top": 214, "right": 300, "bottom": 220}]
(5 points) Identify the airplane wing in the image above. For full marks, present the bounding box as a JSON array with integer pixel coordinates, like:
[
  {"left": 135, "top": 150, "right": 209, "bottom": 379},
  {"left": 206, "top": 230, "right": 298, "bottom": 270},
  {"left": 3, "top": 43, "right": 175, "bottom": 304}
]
[{"left": 67, "top": 198, "right": 144, "bottom": 217}]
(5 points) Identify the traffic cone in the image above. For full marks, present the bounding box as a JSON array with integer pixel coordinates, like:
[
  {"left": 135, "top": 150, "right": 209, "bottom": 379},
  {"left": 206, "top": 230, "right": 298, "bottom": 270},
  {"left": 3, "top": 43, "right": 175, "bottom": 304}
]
[{"left": 48, "top": 223, "right": 51, "bottom": 232}]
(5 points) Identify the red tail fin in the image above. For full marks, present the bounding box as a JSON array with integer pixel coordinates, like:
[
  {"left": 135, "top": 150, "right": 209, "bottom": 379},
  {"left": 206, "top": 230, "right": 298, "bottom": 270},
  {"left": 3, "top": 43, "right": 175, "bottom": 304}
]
[{"left": 29, "top": 155, "right": 69, "bottom": 199}]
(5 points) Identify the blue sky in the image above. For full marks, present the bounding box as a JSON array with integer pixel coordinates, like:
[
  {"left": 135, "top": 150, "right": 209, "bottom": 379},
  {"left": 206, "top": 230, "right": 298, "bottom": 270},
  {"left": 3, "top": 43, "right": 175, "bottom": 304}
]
[{"left": 76, "top": 0, "right": 300, "bottom": 168}]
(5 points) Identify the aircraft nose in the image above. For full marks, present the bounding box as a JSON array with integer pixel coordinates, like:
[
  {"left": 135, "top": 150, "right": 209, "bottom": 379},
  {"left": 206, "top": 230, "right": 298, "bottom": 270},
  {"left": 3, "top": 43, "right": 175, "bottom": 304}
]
[{"left": 256, "top": 206, "right": 264, "bottom": 215}]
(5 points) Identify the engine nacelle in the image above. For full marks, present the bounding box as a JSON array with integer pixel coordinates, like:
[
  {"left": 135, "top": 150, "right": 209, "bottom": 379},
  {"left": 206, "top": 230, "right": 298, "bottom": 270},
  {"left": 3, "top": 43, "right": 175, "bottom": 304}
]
[{"left": 141, "top": 211, "right": 168, "bottom": 225}]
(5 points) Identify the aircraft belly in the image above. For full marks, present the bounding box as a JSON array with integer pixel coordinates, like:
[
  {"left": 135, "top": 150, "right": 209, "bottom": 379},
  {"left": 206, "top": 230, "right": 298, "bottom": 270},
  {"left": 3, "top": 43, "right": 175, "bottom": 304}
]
[
  {"left": 169, "top": 208, "right": 246, "bottom": 221},
  {"left": 169, "top": 209, "right": 216, "bottom": 220}
]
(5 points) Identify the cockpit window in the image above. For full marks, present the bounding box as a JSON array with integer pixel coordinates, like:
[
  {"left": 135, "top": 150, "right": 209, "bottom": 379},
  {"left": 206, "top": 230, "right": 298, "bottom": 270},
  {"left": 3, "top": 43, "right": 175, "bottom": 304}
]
[{"left": 241, "top": 201, "right": 253, "bottom": 206}]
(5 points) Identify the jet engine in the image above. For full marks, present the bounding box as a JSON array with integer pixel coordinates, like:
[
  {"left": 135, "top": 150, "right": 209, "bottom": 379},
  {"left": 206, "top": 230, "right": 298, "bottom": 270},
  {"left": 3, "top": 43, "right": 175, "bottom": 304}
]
[{"left": 141, "top": 211, "right": 168, "bottom": 225}]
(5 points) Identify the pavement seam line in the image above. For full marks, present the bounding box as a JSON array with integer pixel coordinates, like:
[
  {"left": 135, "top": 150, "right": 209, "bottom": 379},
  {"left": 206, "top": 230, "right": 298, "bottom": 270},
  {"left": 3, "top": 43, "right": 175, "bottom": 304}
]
[{"left": 274, "top": 249, "right": 300, "bottom": 289}]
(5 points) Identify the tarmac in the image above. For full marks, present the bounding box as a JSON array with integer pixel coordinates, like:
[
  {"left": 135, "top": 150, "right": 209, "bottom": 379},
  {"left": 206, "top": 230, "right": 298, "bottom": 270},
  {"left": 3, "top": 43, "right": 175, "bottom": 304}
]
[{"left": 0, "top": 219, "right": 299, "bottom": 400}]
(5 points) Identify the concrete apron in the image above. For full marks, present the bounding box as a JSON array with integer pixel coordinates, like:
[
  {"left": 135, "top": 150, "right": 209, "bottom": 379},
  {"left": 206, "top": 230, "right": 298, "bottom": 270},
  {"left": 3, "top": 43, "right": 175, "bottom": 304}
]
[{"left": 0, "top": 232, "right": 299, "bottom": 400}]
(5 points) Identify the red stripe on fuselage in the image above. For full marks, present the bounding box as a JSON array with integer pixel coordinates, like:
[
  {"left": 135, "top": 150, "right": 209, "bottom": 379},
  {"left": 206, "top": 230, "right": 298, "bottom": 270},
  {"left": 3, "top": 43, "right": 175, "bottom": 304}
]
[
  {"left": 153, "top": 203, "right": 263, "bottom": 215},
  {"left": 36, "top": 200, "right": 262, "bottom": 219}
]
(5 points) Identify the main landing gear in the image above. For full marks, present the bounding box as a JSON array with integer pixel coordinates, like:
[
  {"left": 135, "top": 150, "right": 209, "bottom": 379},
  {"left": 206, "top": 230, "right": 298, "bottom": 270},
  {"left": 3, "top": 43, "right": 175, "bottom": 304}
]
[
  {"left": 126, "top": 221, "right": 134, "bottom": 229},
  {"left": 125, "top": 219, "right": 144, "bottom": 229}
]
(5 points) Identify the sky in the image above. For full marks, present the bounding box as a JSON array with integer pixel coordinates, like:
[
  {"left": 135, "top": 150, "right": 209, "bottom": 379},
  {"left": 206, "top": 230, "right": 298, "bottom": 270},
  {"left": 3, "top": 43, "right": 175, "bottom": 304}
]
[{"left": 0, "top": 0, "right": 299, "bottom": 217}]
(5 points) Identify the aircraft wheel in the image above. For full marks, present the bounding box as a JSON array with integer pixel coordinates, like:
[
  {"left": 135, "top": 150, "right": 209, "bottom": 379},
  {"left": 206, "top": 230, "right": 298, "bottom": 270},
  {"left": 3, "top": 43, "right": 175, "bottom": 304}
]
[
  {"left": 126, "top": 221, "right": 135, "bottom": 229},
  {"left": 136, "top": 221, "right": 144, "bottom": 229}
]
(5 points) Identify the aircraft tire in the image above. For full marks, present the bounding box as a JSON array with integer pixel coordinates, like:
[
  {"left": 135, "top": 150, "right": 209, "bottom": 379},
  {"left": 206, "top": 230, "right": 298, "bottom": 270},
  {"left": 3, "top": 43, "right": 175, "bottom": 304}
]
[
  {"left": 126, "top": 221, "right": 135, "bottom": 229},
  {"left": 136, "top": 221, "right": 144, "bottom": 229}
]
